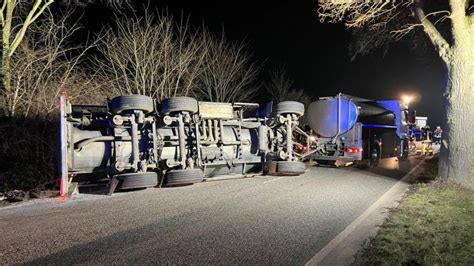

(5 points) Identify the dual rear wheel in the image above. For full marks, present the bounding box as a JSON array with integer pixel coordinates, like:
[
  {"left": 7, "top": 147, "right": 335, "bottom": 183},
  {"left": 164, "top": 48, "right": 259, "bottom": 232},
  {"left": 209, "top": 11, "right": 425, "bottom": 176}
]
[
  {"left": 110, "top": 95, "right": 200, "bottom": 115},
  {"left": 275, "top": 101, "right": 305, "bottom": 117},
  {"left": 110, "top": 95, "right": 155, "bottom": 114},
  {"left": 268, "top": 161, "right": 306, "bottom": 176},
  {"left": 166, "top": 169, "right": 204, "bottom": 186},
  {"left": 113, "top": 168, "right": 204, "bottom": 191},
  {"left": 354, "top": 146, "right": 380, "bottom": 169},
  {"left": 114, "top": 172, "right": 158, "bottom": 190}
]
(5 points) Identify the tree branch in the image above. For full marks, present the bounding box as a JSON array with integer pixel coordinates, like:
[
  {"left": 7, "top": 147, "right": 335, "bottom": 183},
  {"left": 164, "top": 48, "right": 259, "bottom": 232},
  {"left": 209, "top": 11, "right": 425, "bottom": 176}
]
[
  {"left": 0, "top": 0, "right": 7, "bottom": 27},
  {"left": 30, "top": 0, "right": 54, "bottom": 23},
  {"left": 414, "top": 0, "right": 452, "bottom": 64},
  {"left": 9, "top": 0, "right": 54, "bottom": 57}
]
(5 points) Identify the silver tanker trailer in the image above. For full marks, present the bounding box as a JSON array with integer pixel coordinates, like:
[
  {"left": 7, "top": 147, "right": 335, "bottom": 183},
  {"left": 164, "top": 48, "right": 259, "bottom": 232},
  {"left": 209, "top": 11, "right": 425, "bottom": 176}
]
[
  {"left": 306, "top": 93, "right": 410, "bottom": 167},
  {"left": 59, "top": 95, "right": 306, "bottom": 194}
]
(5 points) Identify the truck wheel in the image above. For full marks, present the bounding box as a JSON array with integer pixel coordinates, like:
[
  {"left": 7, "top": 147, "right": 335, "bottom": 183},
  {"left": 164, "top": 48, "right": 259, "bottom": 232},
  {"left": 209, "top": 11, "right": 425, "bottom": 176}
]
[
  {"left": 369, "top": 147, "right": 380, "bottom": 167},
  {"left": 398, "top": 140, "right": 409, "bottom": 161},
  {"left": 316, "top": 160, "right": 336, "bottom": 167},
  {"left": 110, "top": 95, "right": 154, "bottom": 114},
  {"left": 275, "top": 161, "right": 305, "bottom": 175},
  {"left": 276, "top": 101, "right": 305, "bottom": 117},
  {"left": 398, "top": 148, "right": 409, "bottom": 161},
  {"left": 166, "top": 168, "right": 203, "bottom": 186},
  {"left": 115, "top": 172, "right": 158, "bottom": 190},
  {"left": 161, "top": 97, "right": 198, "bottom": 114},
  {"left": 354, "top": 160, "right": 369, "bottom": 169}
]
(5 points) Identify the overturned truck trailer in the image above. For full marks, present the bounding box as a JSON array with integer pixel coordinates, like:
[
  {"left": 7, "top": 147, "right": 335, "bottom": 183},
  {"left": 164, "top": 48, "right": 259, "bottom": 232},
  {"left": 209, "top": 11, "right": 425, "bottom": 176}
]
[{"left": 59, "top": 95, "right": 306, "bottom": 194}]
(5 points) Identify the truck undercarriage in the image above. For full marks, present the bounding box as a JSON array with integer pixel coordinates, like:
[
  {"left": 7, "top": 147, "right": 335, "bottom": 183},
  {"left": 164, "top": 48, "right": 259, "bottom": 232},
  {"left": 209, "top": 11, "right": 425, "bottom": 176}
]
[{"left": 59, "top": 95, "right": 306, "bottom": 194}]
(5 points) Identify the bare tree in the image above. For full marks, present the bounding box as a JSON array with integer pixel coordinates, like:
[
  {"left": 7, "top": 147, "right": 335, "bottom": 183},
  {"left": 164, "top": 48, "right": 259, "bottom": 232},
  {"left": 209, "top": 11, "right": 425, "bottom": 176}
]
[
  {"left": 95, "top": 11, "right": 207, "bottom": 101},
  {"left": 9, "top": 10, "right": 107, "bottom": 118},
  {"left": 265, "top": 67, "right": 312, "bottom": 106},
  {"left": 265, "top": 66, "right": 312, "bottom": 124},
  {"left": 318, "top": 0, "right": 474, "bottom": 188},
  {"left": 1, "top": 0, "right": 54, "bottom": 116},
  {"left": 265, "top": 67, "right": 293, "bottom": 101},
  {"left": 196, "top": 31, "right": 260, "bottom": 103},
  {"left": 0, "top": 0, "right": 130, "bottom": 116}
]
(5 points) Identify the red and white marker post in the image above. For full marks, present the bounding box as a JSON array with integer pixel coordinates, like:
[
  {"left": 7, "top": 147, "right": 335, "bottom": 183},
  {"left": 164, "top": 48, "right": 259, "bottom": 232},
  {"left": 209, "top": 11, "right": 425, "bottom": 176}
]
[{"left": 59, "top": 93, "right": 69, "bottom": 200}]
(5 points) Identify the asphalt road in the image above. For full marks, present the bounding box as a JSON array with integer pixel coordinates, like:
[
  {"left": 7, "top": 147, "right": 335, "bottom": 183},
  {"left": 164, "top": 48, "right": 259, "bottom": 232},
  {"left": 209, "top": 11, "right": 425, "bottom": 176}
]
[{"left": 0, "top": 156, "right": 421, "bottom": 264}]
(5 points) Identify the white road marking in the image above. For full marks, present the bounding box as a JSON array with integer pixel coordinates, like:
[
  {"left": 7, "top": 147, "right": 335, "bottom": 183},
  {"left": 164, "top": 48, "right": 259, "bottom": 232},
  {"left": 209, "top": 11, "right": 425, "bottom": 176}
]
[
  {"left": 305, "top": 157, "right": 427, "bottom": 266},
  {"left": 263, "top": 176, "right": 288, "bottom": 184}
]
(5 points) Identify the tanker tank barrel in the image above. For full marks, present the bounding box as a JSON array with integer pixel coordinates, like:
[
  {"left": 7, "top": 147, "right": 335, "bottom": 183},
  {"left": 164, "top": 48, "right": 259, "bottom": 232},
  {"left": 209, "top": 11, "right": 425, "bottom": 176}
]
[{"left": 307, "top": 93, "right": 396, "bottom": 138}]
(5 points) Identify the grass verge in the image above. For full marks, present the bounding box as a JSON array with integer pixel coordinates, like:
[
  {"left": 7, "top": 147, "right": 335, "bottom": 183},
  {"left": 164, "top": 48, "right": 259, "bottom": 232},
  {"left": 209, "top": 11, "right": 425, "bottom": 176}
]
[{"left": 355, "top": 158, "right": 474, "bottom": 265}]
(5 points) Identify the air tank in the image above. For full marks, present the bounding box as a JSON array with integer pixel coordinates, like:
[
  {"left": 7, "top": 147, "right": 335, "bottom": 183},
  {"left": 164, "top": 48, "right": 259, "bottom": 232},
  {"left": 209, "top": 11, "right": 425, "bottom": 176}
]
[{"left": 308, "top": 94, "right": 396, "bottom": 138}]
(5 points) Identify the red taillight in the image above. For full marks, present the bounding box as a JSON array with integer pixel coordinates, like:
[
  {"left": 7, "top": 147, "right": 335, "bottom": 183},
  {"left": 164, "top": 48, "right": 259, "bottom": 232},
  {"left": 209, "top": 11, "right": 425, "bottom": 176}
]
[{"left": 345, "top": 147, "right": 363, "bottom": 153}]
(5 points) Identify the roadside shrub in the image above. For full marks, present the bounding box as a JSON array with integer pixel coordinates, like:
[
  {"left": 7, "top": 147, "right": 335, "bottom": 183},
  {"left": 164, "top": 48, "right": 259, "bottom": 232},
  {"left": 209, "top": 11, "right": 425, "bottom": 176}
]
[
  {"left": 417, "top": 156, "right": 439, "bottom": 183},
  {"left": 0, "top": 11, "right": 110, "bottom": 192},
  {"left": 0, "top": 117, "right": 59, "bottom": 191}
]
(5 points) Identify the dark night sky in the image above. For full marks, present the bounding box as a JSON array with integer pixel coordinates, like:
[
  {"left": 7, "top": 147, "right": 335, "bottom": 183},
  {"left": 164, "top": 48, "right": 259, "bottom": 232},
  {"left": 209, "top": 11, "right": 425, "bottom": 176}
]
[{"left": 80, "top": 0, "right": 447, "bottom": 127}]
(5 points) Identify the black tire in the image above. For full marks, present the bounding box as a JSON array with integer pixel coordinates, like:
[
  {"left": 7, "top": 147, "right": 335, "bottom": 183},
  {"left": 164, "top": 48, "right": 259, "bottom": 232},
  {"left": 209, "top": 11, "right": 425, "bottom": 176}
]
[
  {"left": 161, "top": 97, "right": 198, "bottom": 114},
  {"left": 276, "top": 101, "right": 305, "bottom": 117},
  {"left": 369, "top": 147, "right": 380, "bottom": 167},
  {"left": 110, "top": 95, "right": 154, "bottom": 114},
  {"left": 398, "top": 139, "right": 409, "bottom": 161},
  {"left": 115, "top": 172, "right": 158, "bottom": 190},
  {"left": 316, "top": 160, "right": 337, "bottom": 167},
  {"left": 398, "top": 148, "right": 409, "bottom": 161},
  {"left": 276, "top": 161, "right": 305, "bottom": 175},
  {"left": 166, "top": 168, "right": 203, "bottom": 186},
  {"left": 354, "top": 160, "right": 369, "bottom": 169}
]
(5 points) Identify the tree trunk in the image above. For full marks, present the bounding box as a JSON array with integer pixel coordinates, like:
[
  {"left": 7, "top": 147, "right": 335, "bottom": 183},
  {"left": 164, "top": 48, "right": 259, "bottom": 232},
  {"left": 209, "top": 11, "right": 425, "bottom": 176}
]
[
  {"left": 1, "top": 52, "right": 12, "bottom": 116},
  {"left": 439, "top": 44, "right": 474, "bottom": 188},
  {"left": 1, "top": 0, "right": 14, "bottom": 117}
]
